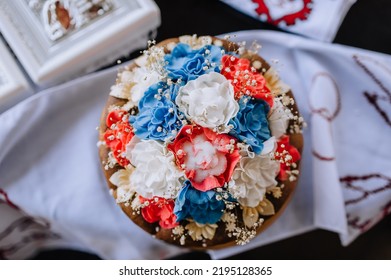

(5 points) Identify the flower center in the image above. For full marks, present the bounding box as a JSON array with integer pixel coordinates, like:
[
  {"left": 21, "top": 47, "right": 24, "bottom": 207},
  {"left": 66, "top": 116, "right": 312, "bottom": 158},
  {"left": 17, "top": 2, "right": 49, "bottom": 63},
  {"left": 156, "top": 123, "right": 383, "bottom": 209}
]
[{"left": 182, "top": 135, "right": 227, "bottom": 182}]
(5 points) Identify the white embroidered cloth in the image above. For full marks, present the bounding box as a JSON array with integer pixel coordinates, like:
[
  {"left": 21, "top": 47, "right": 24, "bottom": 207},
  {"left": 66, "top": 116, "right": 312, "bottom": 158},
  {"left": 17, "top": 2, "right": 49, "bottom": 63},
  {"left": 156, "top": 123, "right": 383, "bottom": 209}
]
[
  {"left": 0, "top": 30, "right": 390, "bottom": 260},
  {"left": 221, "top": 0, "right": 357, "bottom": 42}
]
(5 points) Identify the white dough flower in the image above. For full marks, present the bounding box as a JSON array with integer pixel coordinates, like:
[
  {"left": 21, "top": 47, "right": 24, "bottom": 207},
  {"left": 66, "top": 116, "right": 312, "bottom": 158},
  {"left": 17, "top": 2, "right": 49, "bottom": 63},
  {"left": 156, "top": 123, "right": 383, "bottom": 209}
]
[
  {"left": 242, "top": 199, "right": 274, "bottom": 228},
  {"left": 268, "top": 98, "right": 292, "bottom": 138},
  {"left": 185, "top": 221, "right": 218, "bottom": 241},
  {"left": 179, "top": 35, "right": 213, "bottom": 49},
  {"left": 242, "top": 206, "right": 259, "bottom": 229},
  {"left": 230, "top": 153, "right": 279, "bottom": 207},
  {"left": 176, "top": 72, "right": 239, "bottom": 130},
  {"left": 110, "top": 66, "right": 160, "bottom": 108},
  {"left": 109, "top": 166, "right": 136, "bottom": 204},
  {"left": 264, "top": 67, "right": 290, "bottom": 96},
  {"left": 126, "top": 139, "right": 184, "bottom": 199}
]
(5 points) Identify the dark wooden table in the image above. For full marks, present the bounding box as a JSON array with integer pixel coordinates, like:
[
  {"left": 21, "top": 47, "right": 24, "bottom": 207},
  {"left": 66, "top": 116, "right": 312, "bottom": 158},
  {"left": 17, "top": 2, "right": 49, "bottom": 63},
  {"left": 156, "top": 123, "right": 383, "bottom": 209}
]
[{"left": 32, "top": 0, "right": 391, "bottom": 260}]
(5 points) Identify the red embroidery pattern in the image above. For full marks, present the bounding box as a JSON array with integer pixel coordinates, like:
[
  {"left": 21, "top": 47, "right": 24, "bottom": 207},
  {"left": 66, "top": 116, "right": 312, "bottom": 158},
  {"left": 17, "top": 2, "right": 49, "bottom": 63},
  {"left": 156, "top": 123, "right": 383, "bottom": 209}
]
[
  {"left": 353, "top": 55, "right": 391, "bottom": 127},
  {"left": 353, "top": 55, "right": 391, "bottom": 98},
  {"left": 341, "top": 174, "right": 391, "bottom": 233},
  {"left": 311, "top": 150, "right": 334, "bottom": 161},
  {"left": 252, "top": 0, "right": 313, "bottom": 26},
  {"left": 0, "top": 189, "right": 19, "bottom": 210},
  {"left": 346, "top": 55, "right": 391, "bottom": 234},
  {"left": 364, "top": 91, "right": 391, "bottom": 126},
  {"left": 347, "top": 200, "right": 391, "bottom": 233},
  {"left": 0, "top": 217, "right": 60, "bottom": 260},
  {"left": 346, "top": 215, "right": 371, "bottom": 232},
  {"left": 340, "top": 174, "right": 391, "bottom": 206},
  {"left": 0, "top": 188, "right": 60, "bottom": 259},
  {"left": 308, "top": 72, "right": 341, "bottom": 161}
]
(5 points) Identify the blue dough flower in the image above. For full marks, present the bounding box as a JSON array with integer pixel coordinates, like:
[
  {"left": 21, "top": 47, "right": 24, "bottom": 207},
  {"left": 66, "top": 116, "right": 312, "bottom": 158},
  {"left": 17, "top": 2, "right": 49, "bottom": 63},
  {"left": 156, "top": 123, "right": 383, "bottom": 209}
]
[
  {"left": 174, "top": 181, "right": 225, "bottom": 225},
  {"left": 229, "top": 97, "right": 271, "bottom": 154},
  {"left": 129, "top": 82, "right": 183, "bottom": 141},
  {"left": 164, "top": 43, "right": 222, "bottom": 82}
]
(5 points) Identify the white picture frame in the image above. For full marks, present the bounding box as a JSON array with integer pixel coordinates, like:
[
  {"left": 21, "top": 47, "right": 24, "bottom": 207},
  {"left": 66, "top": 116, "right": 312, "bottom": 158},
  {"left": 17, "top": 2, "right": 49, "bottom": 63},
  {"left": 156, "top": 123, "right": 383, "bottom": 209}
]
[
  {"left": 0, "top": 0, "right": 160, "bottom": 87},
  {"left": 0, "top": 36, "right": 31, "bottom": 113}
]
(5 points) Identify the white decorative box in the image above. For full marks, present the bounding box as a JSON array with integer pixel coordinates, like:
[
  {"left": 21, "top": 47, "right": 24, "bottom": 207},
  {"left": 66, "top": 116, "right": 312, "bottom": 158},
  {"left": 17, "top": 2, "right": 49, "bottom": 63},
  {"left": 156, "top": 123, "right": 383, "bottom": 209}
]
[
  {"left": 0, "top": 0, "right": 160, "bottom": 87},
  {"left": 0, "top": 36, "right": 31, "bottom": 113}
]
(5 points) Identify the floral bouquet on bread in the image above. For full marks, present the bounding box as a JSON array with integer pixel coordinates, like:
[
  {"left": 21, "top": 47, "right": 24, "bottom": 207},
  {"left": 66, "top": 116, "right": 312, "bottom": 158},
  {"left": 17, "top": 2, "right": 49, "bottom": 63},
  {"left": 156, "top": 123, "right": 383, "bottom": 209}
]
[{"left": 98, "top": 35, "right": 304, "bottom": 249}]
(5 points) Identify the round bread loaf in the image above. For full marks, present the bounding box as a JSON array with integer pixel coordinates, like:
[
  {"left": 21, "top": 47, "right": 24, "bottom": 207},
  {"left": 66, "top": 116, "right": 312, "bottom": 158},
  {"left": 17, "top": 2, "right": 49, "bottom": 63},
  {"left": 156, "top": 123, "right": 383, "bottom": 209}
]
[{"left": 98, "top": 35, "right": 304, "bottom": 249}]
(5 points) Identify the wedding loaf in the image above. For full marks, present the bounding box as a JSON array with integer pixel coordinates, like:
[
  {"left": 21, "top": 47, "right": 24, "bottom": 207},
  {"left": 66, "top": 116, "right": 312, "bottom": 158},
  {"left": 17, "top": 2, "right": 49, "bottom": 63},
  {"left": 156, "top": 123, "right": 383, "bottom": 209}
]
[{"left": 98, "top": 35, "right": 304, "bottom": 249}]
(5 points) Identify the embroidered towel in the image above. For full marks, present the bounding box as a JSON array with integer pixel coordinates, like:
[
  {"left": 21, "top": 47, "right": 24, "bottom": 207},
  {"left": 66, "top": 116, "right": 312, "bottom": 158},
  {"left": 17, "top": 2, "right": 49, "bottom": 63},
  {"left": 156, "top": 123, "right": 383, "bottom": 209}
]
[
  {"left": 0, "top": 30, "right": 390, "bottom": 259},
  {"left": 221, "top": 0, "right": 357, "bottom": 42}
]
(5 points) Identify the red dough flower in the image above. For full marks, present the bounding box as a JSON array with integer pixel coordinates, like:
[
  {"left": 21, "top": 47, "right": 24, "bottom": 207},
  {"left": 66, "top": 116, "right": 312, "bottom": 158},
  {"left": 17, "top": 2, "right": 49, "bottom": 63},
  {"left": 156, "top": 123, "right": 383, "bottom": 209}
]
[
  {"left": 221, "top": 55, "right": 273, "bottom": 107},
  {"left": 275, "top": 135, "right": 300, "bottom": 181},
  {"left": 168, "top": 125, "right": 240, "bottom": 192},
  {"left": 104, "top": 110, "right": 134, "bottom": 167},
  {"left": 140, "top": 196, "right": 178, "bottom": 229}
]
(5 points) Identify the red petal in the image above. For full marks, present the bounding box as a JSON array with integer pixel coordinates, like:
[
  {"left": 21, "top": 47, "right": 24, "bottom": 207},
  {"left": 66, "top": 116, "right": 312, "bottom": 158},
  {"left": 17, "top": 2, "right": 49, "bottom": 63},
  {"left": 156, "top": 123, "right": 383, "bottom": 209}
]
[
  {"left": 224, "top": 149, "right": 241, "bottom": 182},
  {"left": 106, "top": 110, "right": 127, "bottom": 127},
  {"left": 141, "top": 206, "right": 160, "bottom": 223},
  {"left": 192, "top": 175, "right": 220, "bottom": 192}
]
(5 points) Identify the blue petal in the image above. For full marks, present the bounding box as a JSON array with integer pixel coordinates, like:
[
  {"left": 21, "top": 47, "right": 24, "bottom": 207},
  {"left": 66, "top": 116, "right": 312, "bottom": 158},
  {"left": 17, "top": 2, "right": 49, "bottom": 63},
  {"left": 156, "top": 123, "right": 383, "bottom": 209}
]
[
  {"left": 174, "top": 181, "right": 225, "bottom": 224},
  {"left": 130, "top": 82, "right": 183, "bottom": 141},
  {"left": 164, "top": 43, "right": 223, "bottom": 82},
  {"left": 229, "top": 97, "right": 271, "bottom": 154}
]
